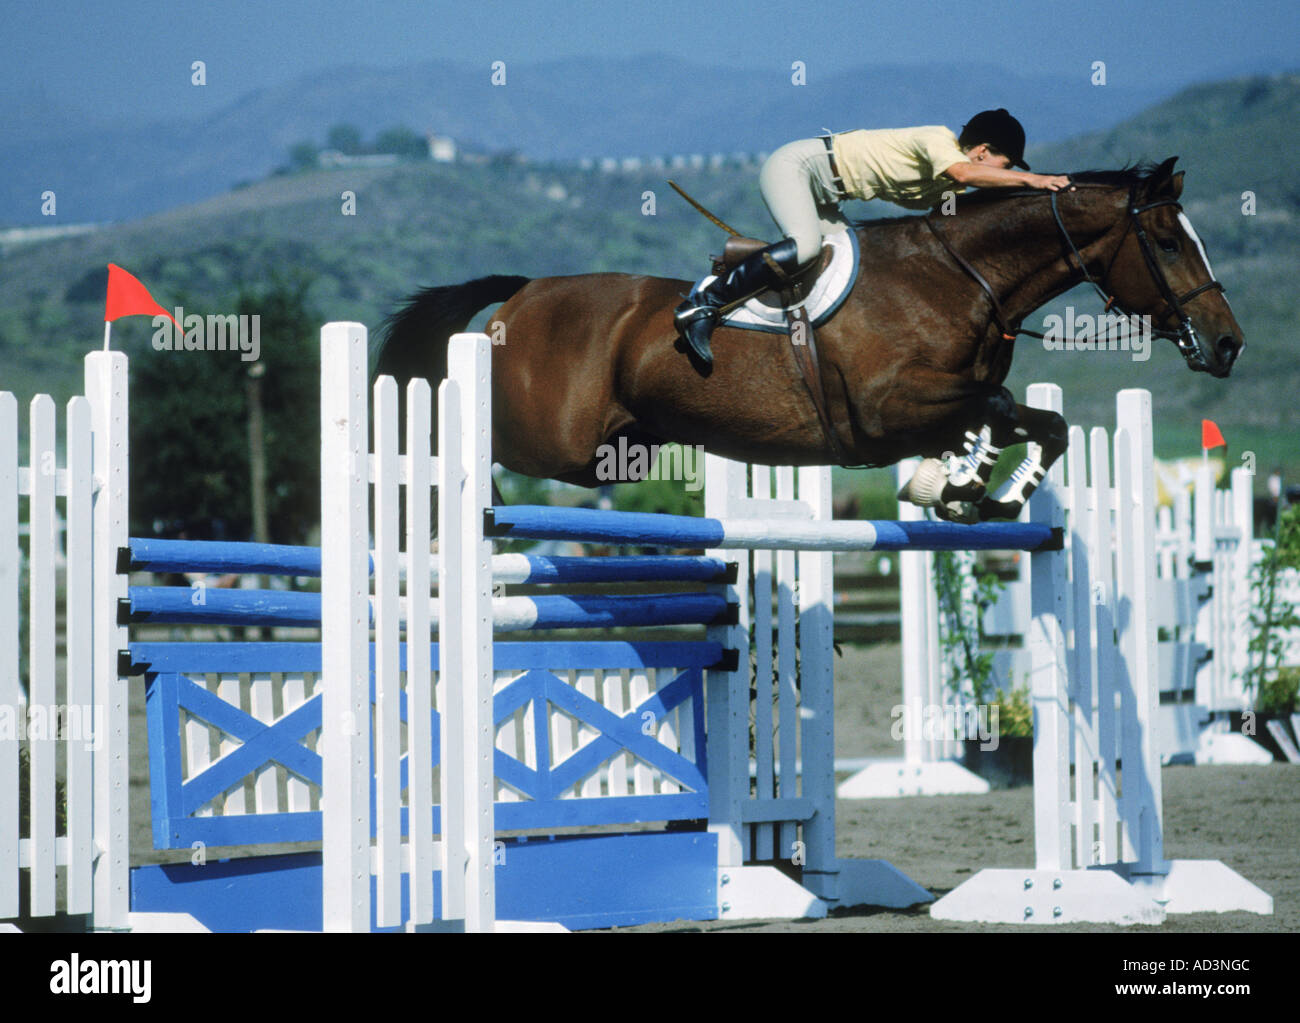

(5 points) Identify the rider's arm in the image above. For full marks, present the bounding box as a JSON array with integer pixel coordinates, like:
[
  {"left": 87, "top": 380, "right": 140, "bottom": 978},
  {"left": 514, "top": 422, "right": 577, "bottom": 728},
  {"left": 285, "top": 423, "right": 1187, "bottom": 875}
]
[{"left": 943, "top": 162, "right": 1071, "bottom": 190}]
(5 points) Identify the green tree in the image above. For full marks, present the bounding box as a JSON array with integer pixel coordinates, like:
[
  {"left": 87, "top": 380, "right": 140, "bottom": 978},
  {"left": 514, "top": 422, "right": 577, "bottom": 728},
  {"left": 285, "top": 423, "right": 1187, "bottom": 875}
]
[
  {"left": 1244, "top": 502, "right": 1300, "bottom": 713},
  {"left": 326, "top": 123, "right": 364, "bottom": 155},
  {"left": 288, "top": 141, "right": 320, "bottom": 170},
  {"left": 129, "top": 273, "right": 320, "bottom": 544},
  {"left": 374, "top": 126, "right": 428, "bottom": 160}
]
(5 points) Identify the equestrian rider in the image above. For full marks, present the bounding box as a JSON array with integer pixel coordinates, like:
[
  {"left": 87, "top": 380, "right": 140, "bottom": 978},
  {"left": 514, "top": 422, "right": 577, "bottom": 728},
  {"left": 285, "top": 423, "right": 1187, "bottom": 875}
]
[{"left": 674, "top": 109, "right": 1073, "bottom": 366}]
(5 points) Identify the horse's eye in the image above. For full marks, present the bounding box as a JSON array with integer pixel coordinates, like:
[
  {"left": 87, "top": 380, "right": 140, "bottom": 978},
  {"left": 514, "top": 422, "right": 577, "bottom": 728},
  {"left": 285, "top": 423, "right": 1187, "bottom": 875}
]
[{"left": 1158, "top": 238, "right": 1179, "bottom": 254}]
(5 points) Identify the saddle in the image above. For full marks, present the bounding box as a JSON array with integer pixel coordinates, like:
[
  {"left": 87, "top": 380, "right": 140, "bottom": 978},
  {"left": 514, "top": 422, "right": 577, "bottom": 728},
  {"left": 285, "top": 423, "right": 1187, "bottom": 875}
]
[{"left": 710, "top": 237, "right": 851, "bottom": 465}]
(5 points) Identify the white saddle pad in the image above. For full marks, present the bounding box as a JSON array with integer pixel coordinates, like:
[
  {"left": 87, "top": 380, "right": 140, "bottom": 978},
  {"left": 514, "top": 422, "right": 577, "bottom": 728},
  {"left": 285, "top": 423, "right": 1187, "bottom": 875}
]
[{"left": 689, "top": 228, "right": 861, "bottom": 335}]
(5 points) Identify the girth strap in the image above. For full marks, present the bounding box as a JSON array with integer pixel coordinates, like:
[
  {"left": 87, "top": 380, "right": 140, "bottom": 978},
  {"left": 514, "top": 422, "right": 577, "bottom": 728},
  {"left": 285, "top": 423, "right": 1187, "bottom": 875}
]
[{"left": 781, "top": 283, "right": 854, "bottom": 466}]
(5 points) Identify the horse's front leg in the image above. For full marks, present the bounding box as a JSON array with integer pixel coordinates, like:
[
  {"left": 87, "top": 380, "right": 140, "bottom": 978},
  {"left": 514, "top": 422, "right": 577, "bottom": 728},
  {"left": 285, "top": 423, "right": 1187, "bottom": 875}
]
[
  {"left": 898, "top": 423, "right": 1003, "bottom": 523},
  {"left": 942, "top": 423, "right": 1003, "bottom": 502},
  {"left": 897, "top": 388, "right": 1067, "bottom": 523},
  {"left": 897, "top": 387, "right": 1019, "bottom": 521},
  {"left": 974, "top": 402, "right": 1068, "bottom": 521}
]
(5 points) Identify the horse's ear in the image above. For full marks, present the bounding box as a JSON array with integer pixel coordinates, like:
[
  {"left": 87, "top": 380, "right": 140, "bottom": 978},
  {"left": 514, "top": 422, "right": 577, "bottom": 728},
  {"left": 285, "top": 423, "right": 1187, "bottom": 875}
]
[{"left": 1145, "top": 156, "right": 1180, "bottom": 199}]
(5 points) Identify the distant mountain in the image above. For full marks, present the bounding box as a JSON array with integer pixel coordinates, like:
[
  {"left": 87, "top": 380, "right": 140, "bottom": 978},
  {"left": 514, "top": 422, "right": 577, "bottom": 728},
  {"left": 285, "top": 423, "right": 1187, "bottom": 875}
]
[
  {"left": 0, "top": 73, "right": 1295, "bottom": 479},
  {"left": 2, "top": 56, "right": 1182, "bottom": 227}
]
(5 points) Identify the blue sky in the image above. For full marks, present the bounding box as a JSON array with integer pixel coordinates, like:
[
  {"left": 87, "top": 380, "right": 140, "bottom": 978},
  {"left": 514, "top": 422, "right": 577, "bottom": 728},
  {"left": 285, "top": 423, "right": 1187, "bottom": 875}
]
[{"left": 6, "top": 0, "right": 1297, "bottom": 122}]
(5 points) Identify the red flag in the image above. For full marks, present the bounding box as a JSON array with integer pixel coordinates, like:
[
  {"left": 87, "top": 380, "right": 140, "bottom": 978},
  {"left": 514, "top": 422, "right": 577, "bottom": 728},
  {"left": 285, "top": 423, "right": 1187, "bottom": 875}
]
[
  {"left": 104, "top": 264, "right": 178, "bottom": 326},
  {"left": 1201, "top": 419, "right": 1226, "bottom": 450}
]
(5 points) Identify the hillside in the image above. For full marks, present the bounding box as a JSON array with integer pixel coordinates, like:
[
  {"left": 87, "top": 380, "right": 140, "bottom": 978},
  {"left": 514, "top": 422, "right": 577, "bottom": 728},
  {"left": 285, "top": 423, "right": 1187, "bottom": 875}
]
[
  {"left": 1, "top": 56, "right": 1176, "bottom": 227},
  {"left": 0, "top": 73, "right": 1295, "bottom": 491}
]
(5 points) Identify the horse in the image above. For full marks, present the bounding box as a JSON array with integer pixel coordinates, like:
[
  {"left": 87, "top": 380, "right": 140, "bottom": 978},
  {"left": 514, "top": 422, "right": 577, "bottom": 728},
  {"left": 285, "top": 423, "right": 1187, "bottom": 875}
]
[{"left": 376, "top": 157, "right": 1241, "bottom": 521}]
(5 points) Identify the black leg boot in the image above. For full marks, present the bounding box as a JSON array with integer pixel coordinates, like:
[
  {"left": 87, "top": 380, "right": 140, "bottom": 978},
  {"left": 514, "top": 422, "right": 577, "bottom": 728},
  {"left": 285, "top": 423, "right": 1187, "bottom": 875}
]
[{"left": 674, "top": 238, "right": 802, "bottom": 367}]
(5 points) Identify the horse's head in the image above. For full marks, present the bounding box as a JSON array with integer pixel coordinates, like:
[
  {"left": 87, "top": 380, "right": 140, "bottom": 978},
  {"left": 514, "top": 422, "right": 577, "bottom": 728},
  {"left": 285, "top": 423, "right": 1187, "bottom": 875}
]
[{"left": 1103, "top": 157, "right": 1243, "bottom": 378}]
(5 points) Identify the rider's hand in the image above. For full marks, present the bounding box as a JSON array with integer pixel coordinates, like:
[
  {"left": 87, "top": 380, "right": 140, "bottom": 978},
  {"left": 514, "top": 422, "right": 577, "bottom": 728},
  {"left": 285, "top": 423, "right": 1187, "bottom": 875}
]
[{"left": 1028, "top": 174, "right": 1073, "bottom": 191}]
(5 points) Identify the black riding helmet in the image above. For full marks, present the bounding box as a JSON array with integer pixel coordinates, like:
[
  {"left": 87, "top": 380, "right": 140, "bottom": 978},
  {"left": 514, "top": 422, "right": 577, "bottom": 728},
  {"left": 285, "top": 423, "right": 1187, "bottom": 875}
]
[{"left": 958, "top": 109, "right": 1030, "bottom": 170}]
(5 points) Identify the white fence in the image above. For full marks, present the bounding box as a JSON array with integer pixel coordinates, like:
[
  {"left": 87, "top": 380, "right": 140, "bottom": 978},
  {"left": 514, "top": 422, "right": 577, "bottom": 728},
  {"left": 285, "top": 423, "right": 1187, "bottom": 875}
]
[
  {"left": 1, "top": 353, "right": 129, "bottom": 928},
  {"left": 887, "top": 410, "right": 1299, "bottom": 769}
]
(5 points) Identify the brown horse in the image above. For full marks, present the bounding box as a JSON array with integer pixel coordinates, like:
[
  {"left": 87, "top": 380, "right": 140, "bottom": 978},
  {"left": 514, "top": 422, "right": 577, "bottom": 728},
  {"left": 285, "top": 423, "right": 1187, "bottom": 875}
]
[{"left": 377, "top": 157, "right": 1241, "bottom": 520}]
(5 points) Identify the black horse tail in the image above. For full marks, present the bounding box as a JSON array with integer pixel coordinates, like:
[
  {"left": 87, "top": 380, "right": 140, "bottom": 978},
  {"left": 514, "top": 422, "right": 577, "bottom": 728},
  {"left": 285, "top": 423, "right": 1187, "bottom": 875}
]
[{"left": 374, "top": 274, "right": 531, "bottom": 386}]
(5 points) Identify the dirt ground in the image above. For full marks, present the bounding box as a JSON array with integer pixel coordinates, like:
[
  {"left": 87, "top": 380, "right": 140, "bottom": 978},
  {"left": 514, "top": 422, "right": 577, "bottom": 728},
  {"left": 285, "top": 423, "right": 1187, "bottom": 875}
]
[{"left": 614, "top": 641, "right": 1300, "bottom": 933}]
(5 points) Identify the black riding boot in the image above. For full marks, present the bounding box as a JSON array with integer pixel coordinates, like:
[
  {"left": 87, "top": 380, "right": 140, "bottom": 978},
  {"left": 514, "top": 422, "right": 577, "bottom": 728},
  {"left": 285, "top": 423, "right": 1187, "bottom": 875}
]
[{"left": 674, "top": 238, "right": 802, "bottom": 366}]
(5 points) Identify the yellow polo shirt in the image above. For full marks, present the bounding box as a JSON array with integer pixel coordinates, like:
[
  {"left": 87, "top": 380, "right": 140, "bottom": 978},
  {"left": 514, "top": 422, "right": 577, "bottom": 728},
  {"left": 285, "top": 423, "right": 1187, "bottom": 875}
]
[{"left": 830, "top": 126, "right": 969, "bottom": 209}]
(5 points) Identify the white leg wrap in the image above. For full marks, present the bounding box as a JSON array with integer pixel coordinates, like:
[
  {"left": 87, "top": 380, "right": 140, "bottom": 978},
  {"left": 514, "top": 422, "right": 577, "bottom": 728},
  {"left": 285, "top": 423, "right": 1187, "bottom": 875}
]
[
  {"left": 900, "top": 457, "right": 949, "bottom": 507},
  {"left": 946, "top": 426, "right": 1001, "bottom": 490},
  {"left": 995, "top": 448, "right": 1047, "bottom": 508}
]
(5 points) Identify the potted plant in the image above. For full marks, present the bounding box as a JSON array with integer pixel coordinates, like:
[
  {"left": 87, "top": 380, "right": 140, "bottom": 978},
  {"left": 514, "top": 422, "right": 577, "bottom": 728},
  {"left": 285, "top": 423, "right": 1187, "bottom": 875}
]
[
  {"left": 1240, "top": 502, "right": 1300, "bottom": 760},
  {"left": 932, "top": 549, "right": 1034, "bottom": 786},
  {"left": 968, "top": 684, "right": 1034, "bottom": 787}
]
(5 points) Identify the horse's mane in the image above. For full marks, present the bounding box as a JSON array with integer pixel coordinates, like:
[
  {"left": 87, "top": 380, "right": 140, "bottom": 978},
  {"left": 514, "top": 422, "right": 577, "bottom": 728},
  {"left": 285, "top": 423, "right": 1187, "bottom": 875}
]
[{"left": 851, "top": 161, "right": 1163, "bottom": 231}]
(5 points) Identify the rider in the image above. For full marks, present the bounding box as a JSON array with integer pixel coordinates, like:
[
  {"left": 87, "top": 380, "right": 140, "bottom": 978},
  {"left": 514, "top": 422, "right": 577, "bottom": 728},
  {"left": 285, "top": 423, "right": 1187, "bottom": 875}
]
[{"left": 674, "top": 109, "right": 1073, "bottom": 366}]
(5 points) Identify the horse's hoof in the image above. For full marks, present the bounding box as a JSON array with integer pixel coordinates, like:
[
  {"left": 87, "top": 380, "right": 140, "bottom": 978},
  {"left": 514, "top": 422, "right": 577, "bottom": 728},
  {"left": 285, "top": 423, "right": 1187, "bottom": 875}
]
[
  {"left": 941, "top": 478, "right": 989, "bottom": 504},
  {"left": 897, "top": 457, "right": 948, "bottom": 507},
  {"left": 976, "top": 497, "right": 1024, "bottom": 521},
  {"left": 935, "top": 500, "right": 979, "bottom": 524}
]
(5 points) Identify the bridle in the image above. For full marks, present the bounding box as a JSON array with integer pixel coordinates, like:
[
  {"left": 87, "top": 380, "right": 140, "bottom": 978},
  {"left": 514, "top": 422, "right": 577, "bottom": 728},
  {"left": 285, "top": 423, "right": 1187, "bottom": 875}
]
[
  {"left": 1050, "top": 187, "right": 1225, "bottom": 370},
  {"left": 925, "top": 182, "right": 1228, "bottom": 371}
]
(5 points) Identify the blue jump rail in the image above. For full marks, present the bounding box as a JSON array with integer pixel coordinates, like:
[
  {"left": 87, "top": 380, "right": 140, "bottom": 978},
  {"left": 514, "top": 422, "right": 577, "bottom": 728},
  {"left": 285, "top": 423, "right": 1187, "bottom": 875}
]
[
  {"left": 120, "top": 538, "right": 324, "bottom": 576},
  {"left": 119, "top": 587, "right": 735, "bottom": 631},
  {"left": 484, "top": 506, "right": 1064, "bottom": 553},
  {"left": 120, "top": 538, "right": 734, "bottom": 584}
]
